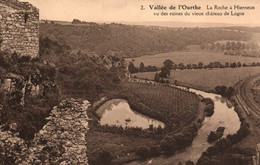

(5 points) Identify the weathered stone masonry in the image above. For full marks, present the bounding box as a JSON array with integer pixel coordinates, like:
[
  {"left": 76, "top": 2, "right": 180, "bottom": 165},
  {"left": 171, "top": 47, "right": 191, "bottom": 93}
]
[
  {"left": 0, "top": 0, "right": 39, "bottom": 58},
  {"left": 0, "top": 99, "right": 90, "bottom": 165}
]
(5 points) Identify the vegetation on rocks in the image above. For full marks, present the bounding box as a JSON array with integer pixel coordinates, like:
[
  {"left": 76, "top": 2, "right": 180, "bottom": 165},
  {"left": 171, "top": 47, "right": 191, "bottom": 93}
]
[{"left": 0, "top": 99, "right": 90, "bottom": 165}]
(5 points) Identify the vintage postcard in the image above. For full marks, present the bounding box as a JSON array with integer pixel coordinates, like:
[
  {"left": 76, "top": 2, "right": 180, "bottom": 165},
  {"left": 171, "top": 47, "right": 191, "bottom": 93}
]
[{"left": 0, "top": 0, "right": 259, "bottom": 165}]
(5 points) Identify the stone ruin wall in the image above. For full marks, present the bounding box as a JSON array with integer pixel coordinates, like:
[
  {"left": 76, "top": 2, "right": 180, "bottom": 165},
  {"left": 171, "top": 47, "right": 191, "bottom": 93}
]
[
  {"left": 0, "top": 0, "right": 39, "bottom": 58},
  {"left": 0, "top": 99, "right": 90, "bottom": 165}
]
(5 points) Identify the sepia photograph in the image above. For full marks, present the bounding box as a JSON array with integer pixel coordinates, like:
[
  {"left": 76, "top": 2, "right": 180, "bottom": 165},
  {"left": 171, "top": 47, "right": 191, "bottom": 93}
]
[{"left": 0, "top": 0, "right": 260, "bottom": 164}]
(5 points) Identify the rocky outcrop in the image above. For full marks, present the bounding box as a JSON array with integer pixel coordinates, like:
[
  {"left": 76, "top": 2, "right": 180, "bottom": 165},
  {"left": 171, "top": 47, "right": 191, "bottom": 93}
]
[{"left": 0, "top": 99, "right": 90, "bottom": 165}]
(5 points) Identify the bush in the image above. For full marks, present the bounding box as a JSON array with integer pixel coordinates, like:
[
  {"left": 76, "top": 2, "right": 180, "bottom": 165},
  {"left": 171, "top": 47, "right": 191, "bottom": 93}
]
[
  {"left": 160, "top": 135, "right": 177, "bottom": 155},
  {"left": 204, "top": 104, "right": 214, "bottom": 117},
  {"left": 136, "top": 146, "right": 150, "bottom": 159},
  {"left": 98, "top": 150, "right": 113, "bottom": 165},
  {"left": 208, "top": 127, "right": 225, "bottom": 143}
]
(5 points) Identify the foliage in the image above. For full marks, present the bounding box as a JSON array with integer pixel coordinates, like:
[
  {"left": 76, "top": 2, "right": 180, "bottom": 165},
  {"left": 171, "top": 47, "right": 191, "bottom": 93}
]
[
  {"left": 89, "top": 149, "right": 113, "bottom": 165},
  {"left": 163, "top": 59, "right": 174, "bottom": 69},
  {"left": 39, "top": 37, "right": 122, "bottom": 103},
  {"left": 202, "top": 98, "right": 215, "bottom": 117},
  {"left": 0, "top": 49, "right": 60, "bottom": 140},
  {"left": 160, "top": 135, "right": 177, "bottom": 155},
  {"left": 135, "top": 146, "right": 150, "bottom": 159},
  {"left": 215, "top": 86, "right": 234, "bottom": 98},
  {"left": 207, "top": 127, "right": 225, "bottom": 143}
]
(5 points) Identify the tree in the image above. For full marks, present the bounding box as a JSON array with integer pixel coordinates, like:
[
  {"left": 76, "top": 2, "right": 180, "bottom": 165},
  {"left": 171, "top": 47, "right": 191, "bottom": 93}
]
[
  {"left": 225, "top": 62, "right": 230, "bottom": 68},
  {"left": 215, "top": 85, "right": 227, "bottom": 96},
  {"left": 187, "top": 64, "right": 191, "bottom": 69},
  {"left": 139, "top": 62, "right": 145, "bottom": 72},
  {"left": 191, "top": 64, "right": 198, "bottom": 69},
  {"left": 226, "top": 41, "right": 231, "bottom": 50},
  {"left": 72, "top": 19, "right": 81, "bottom": 24},
  {"left": 128, "top": 62, "right": 136, "bottom": 73},
  {"left": 230, "top": 62, "right": 237, "bottom": 68},
  {"left": 163, "top": 59, "right": 174, "bottom": 69},
  {"left": 237, "top": 62, "right": 241, "bottom": 67},
  {"left": 160, "top": 67, "right": 170, "bottom": 78},
  {"left": 216, "top": 43, "right": 221, "bottom": 50},
  {"left": 136, "top": 146, "right": 150, "bottom": 159},
  {"left": 178, "top": 63, "right": 185, "bottom": 70},
  {"left": 160, "top": 135, "right": 177, "bottom": 155},
  {"left": 99, "top": 150, "right": 113, "bottom": 165},
  {"left": 154, "top": 73, "right": 160, "bottom": 82},
  {"left": 198, "top": 62, "right": 203, "bottom": 69}
]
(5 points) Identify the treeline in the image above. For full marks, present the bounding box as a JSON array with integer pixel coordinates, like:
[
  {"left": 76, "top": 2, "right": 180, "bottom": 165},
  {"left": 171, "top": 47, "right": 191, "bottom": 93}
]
[
  {"left": 215, "top": 86, "right": 234, "bottom": 99},
  {"left": 128, "top": 59, "right": 260, "bottom": 76},
  {"left": 201, "top": 41, "right": 260, "bottom": 57},
  {"left": 128, "top": 62, "right": 159, "bottom": 74},
  {"left": 202, "top": 41, "right": 259, "bottom": 51},
  {"left": 40, "top": 23, "right": 251, "bottom": 58},
  {"left": 162, "top": 59, "right": 260, "bottom": 71}
]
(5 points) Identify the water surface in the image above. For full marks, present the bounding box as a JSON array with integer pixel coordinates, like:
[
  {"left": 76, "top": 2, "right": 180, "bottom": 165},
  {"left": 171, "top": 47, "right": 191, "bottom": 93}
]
[{"left": 96, "top": 99, "right": 165, "bottom": 129}]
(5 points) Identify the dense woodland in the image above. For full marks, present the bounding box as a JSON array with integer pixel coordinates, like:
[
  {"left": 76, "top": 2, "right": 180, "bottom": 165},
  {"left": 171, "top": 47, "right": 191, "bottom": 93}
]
[{"left": 40, "top": 23, "right": 252, "bottom": 58}]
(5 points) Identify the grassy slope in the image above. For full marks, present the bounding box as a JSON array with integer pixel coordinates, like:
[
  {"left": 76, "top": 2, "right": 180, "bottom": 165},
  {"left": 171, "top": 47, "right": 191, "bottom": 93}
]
[
  {"left": 133, "top": 67, "right": 260, "bottom": 91},
  {"left": 127, "top": 51, "right": 260, "bottom": 68}
]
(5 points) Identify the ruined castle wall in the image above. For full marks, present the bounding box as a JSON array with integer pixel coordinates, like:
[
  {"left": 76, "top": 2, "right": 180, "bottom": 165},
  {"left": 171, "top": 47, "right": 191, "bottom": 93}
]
[
  {"left": 0, "top": 1, "right": 39, "bottom": 58},
  {"left": 0, "top": 99, "right": 90, "bottom": 165}
]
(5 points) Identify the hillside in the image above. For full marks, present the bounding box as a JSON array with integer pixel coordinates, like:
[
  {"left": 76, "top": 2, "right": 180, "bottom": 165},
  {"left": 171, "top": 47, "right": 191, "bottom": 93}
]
[{"left": 39, "top": 23, "right": 252, "bottom": 58}]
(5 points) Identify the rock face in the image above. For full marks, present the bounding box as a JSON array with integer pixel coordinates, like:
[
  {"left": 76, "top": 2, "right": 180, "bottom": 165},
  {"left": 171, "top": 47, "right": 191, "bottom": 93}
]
[
  {"left": 0, "top": 0, "right": 39, "bottom": 58},
  {"left": 0, "top": 99, "right": 90, "bottom": 165}
]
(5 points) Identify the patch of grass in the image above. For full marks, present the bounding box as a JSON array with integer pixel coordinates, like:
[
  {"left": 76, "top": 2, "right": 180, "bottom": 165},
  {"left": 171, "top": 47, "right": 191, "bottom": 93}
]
[{"left": 86, "top": 130, "right": 157, "bottom": 165}]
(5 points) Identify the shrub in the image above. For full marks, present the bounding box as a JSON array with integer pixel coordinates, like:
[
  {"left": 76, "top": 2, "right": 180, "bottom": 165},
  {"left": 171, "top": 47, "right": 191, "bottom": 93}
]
[
  {"left": 204, "top": 104, "right": 214, "bottom": 117},
  {"left": 136, "top": 146, "right": 149, "bottom": 159}
]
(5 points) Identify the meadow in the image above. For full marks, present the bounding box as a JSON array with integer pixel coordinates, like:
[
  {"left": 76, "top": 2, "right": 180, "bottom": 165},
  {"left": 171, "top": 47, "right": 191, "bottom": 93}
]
[
  {"left": 127, "top": 51, "right": 260, "bottom": 68},
  {"left": 133, "top": 66, "right": 260, "bottom": 91}
]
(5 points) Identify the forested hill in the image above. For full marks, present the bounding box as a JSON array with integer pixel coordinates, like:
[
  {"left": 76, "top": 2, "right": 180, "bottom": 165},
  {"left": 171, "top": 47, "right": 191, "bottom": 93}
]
[{"left": 40, "top": 23, "right": 252, "bottom": 58}]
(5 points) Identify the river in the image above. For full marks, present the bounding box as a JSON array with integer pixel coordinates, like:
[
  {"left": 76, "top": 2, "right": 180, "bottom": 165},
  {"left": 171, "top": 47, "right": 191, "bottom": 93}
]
[{"left": 126, "top": 85, "right": 241, "bottom": 165}]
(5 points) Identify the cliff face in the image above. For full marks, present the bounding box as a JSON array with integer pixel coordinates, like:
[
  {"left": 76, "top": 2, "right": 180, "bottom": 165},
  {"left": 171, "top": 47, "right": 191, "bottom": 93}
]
[
  {"left": 0, "top": 72, "right": 52, "bottom": 106},
  {"left": 0, "top": 99, "right": 90, "bottom": 165},
  {"left": 0, "top": 0, "right": 39, "bottom": 58}
]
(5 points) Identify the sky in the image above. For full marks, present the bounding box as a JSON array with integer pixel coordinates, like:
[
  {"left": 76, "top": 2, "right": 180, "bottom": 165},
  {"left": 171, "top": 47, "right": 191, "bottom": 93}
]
[{"left": 21, "top": 0, "right": 260, "bottom": 26}]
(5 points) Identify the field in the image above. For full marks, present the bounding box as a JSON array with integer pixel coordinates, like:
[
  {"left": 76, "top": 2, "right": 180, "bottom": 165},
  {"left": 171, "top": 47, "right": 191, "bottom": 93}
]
[
  {"left": 116, "top": 81, "right": 200, "bottom": 126},
  {"left": 133, "top": 67, "right": 260, "bottom": 91},
  {"left": 126, "top": 51, "right": 260, "bottom": 68}
]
